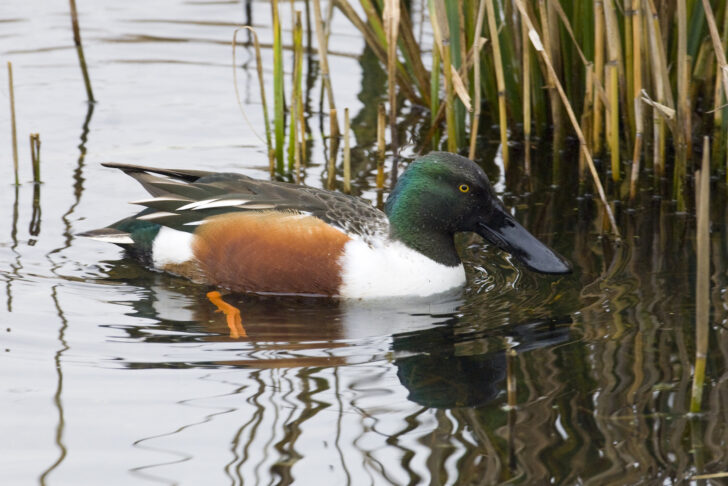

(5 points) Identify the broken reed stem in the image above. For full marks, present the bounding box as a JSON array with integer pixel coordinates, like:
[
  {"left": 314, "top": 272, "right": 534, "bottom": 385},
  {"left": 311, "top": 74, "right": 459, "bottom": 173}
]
[
  {"left": 313, "top": 0, "right": 339, "bottom": 138},
  {"left": 68, "top": 0, "right": 94, "bottom": 103},
  {"left": 690, "top": 136, "right": 711, "bottom": 413},
  {"left": 377, "top": 102, "right": 386, "bottom": 189},
  {"left": 629, "top": 100, "right": 643, "bottom": 202},
  {"left": 30, "top": 133, "right": 41, "bottom": 183},
  {"left": 538, "top": 0, "right": 562, "bottom": 153},
  {"left": 232, "top": 27, "right": 270, "bottom": 149},
  {"left": 514, "top": 0, "right": 620, "bottom": 238},
  {"left": 8, "top": 62, "right": 19, "bottom": 186},
  {"left": 485, "top": 0, "right": 509, "bottom": 168},
  {"left": 272, "top": 0, "right": 285, "bottom": 173},
  {"left": 327, "top": 108, "right": 338, "bottom": 189},
  {"left": 343, "top": 107, "right": 351, "bottom": 193},
  {"left": 384, "top": 0, "right": 400, "bottom": 158}
]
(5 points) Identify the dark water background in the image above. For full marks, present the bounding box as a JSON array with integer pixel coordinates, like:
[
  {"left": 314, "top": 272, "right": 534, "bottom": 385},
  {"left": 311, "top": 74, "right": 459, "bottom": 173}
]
[{"left": 1, "top": 1, "right": 727, "bottom": 484}]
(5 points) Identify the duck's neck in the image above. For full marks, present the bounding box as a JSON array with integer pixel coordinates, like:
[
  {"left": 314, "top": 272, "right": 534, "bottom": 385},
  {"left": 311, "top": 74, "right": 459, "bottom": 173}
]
[{"left": 386, "top": 199, "right": 461, "bottom": 267}]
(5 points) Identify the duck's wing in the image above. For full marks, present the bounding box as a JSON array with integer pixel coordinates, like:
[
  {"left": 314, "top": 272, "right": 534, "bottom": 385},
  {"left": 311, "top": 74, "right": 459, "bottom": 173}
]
[{"left": 100, "top": 162, "right": 390, "bottom": 243}]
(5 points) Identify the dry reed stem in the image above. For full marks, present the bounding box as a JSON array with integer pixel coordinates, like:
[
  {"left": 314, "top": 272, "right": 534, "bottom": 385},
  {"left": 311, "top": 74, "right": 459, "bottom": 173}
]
[
  {"left": 521, "top": 13, "right": 531, "bottom": 175},
  {"left": 603, "top": 0, "right": 622, "bottom": 181},
  {"left": 515, "top": 0, "right": 620, "bottom": 238},
  {"left": 538, "top": 0, "right": 562, "bottom": 150},
  {"left": 30, "top": 133, "right": 41, "bottom": 183},
  {"left": 701, "top": 0, "right": 728, "bottom": 99},
  {"left": 343, "top": 107, "right": 351, "bottom": 193},
  {"left": 377, "top": 102, "right": 386, "bottom": 189},
  {"left": 384, "top": 0, "right": 400, "bottom": 157},
  {"left": 8, "top": 62, "right": 18, "bottom": 186},
  {"left": 629, "top": 100, "right": 643, "bottom": 202},
  {"left": 676, "top": 0, "right": 689, "bottom": 154},
  {"left": 468, "top": 0, "right": 487, "bottom": 160},
  {"left": 69, "top": 0, "right": 94, "bottom": 102},
  {"left": 607, "top": 62, "right": 620, "bottom": 181},
  {"left": 232, "top": 28, "right": 269, "bottom": 148},
  {"left": 631, "top": 0, "right": 642, "bottom": 166},
  {"left": 327, "top": 108, "right": 337, "bottom": 189},
  {"left": 580, "top": 64, "right": 595, "bottom": 182},
  {"left": 593, "top": 0, "right": 605, "bottom": 154},
  {"left": 430, "top": 0, "right": 457, "bottom": 152},
  {"left": 485, "top": 0, "right": 509, "bottom": 168},
  {"left": 690, "top": 136, "right": 710, "bottom": 413},
  {"left": 313, "top": 0, "right": 339, "bottom": 138},
  {"left": 333, "top": 0, "right": 421, "bottom": 103}
]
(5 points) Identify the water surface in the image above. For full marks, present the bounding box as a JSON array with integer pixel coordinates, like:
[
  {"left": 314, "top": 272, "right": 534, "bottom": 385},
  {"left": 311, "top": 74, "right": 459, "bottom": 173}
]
[{"left": 2, "top": 1, "right": 727, "bottom": 484}]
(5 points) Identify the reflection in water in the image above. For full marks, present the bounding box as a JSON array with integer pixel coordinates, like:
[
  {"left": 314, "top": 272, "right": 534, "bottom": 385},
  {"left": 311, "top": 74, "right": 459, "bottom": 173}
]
[{"left": 39, "top": 101, "right": 95, "bottom": 484}]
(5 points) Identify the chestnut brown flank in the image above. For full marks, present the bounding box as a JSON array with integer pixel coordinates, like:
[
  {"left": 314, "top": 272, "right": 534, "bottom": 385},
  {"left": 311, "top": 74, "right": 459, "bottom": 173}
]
[{"left": 192, "top": 211, "right": 351, "bottom": 296}]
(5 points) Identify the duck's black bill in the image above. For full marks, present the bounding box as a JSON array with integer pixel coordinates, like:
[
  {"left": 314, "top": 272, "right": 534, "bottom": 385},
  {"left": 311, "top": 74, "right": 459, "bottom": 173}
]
[{"left": 477, "top": 208, "right": 572, "bottom": 275}]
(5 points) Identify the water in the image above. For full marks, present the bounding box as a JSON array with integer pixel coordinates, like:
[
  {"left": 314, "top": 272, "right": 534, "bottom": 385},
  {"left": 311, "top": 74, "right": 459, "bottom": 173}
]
[{"left": 2, "top": 1, "right": 728, "bottom": 484}]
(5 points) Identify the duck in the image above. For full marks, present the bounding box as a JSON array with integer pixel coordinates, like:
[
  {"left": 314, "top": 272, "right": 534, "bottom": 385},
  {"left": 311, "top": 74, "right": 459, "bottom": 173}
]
[{"left": 81, "top": 152, "right": 570, "bottom": 299}]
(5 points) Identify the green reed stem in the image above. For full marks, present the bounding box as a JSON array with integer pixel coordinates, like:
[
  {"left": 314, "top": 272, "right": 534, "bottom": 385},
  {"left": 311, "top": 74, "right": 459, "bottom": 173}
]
[
  {"left": 272, "top": 0, "right": 285, "bottom": 173},
  {"left": 30, "top": 133, "right": 41, "bottom": 183}
]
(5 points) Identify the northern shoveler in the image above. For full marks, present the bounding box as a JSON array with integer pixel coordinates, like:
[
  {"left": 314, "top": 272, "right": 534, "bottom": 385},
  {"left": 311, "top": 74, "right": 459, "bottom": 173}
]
[{"left": 82, "top": 152, "right": 570, "bottom": 299}]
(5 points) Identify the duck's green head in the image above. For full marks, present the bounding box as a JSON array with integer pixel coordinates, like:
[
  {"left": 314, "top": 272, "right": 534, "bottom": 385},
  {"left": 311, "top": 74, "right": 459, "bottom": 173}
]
[{"left": 385, "top": 152, "right": 571, "bottom": 274}]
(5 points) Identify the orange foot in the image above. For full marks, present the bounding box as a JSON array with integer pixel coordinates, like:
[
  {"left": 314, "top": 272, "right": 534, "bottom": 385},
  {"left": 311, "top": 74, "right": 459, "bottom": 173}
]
[{"left": 206, "top": 291, "right": 247, "bottom": 338}]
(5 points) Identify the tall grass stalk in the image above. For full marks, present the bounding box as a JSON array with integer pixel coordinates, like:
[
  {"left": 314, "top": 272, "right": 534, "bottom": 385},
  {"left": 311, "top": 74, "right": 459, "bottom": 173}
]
[
  {"left": 603, "top": 0, "right": 622, "bottom": 181},
  {"left": 8, "top": 62, "right": 19, "bottom": 186},
  {"left": 485, "top": 0, "right": 509, "bottom": 168},
  {"left": 467, "top": 0, "right": 486, "bottom": 161},
  {"left": 690, "top": 136, "right": 710, "bottom": 413}
]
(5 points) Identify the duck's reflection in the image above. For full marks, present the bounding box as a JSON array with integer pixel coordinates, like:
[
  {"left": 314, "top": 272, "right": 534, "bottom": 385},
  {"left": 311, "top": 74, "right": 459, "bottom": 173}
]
[{"left": 101, "top": 259, "right": 573, "bottom": 409}]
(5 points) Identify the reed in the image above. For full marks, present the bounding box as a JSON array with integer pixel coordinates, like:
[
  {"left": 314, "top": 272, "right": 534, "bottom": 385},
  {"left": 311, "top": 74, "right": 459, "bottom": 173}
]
[
  {"left": 430, "top": 0, "right": 457, "bottom": 152},
  {"left": 384, "top": 0, "right": 401, "bottom": 156},
  {"left": 272, "top": 0, "right": 285, "bottom": 173},
  {"left": 289, "top": 11, "right": 304, "bottom": 180},
  {"left": 68, "top": 0, "right": 94, "bottom": 103},
  {"left": 343, "top": 107, "right": 351, "bottom": 193},
  {"left": 30, "top": 133, "right": 41, "bottom": 183},
  {"left": 313, "top": 0, "right": 339, "bottom": 138},
  {"left": 8, "top": 62, "right": 18, "bottom": 186},
  {"left": 521, "top": 11, "right": 532, "bottom": 174},
  {"left": 233, "top": 27, "right": 272, "bottom": 157},
  {"left": 690, "top": 136, "right": 710, "bottom": 413},
  {"left": 327, "top": 108, "right": 338, "bottom": 189},
  {"left": 377, "top": 102, "right": 386, "bottom": 190},
  {"left": 485, "top": 0, "right": 509, "bottom": 168}
]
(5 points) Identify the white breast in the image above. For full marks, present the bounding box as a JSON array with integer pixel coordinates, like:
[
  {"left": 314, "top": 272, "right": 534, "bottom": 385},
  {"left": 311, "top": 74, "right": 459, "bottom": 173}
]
[{"left": 338, "top": 239, "right": 466, "bottom": 299}]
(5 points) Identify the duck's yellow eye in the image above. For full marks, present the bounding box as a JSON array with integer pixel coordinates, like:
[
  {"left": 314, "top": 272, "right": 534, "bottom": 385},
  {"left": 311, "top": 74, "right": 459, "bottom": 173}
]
[{"left": 459, "top": 184, "right": 470, "bottom": 193}]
